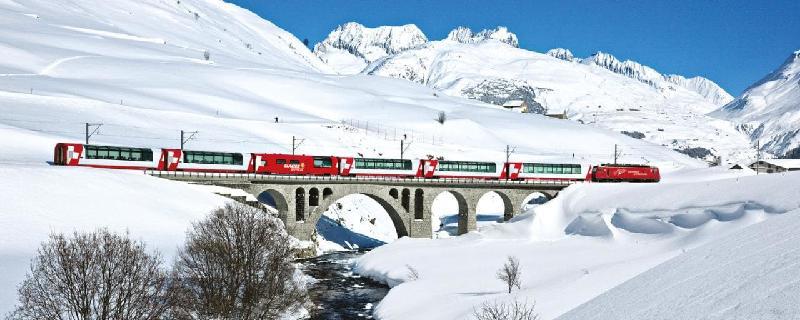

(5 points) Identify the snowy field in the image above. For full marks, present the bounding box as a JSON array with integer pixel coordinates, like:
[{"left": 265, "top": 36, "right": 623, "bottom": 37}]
[
  {"left": 0, "top": 0, "right": 795, "bottom": 319},
  {"left": 356, "top": 170, "right": 800, "bottom": 319}
]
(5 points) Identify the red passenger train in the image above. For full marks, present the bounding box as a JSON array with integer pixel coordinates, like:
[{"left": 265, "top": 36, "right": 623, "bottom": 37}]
[{"left": 53, "top": 142, "right": 660, "bottom": 183}]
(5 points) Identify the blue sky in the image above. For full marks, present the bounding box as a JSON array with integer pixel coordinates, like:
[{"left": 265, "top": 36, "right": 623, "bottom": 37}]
[{"left": 229, "top": 0, "right": 799, "bottom": 95}]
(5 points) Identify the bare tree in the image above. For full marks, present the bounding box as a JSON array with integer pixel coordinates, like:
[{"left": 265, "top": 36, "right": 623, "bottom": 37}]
[
  {"left": 436, "top": 111, "right": 446, "bottom": 124},
  {"left": 170, "top": 203, "right": 307, "bottom": 320},
  {"left": 473, "top": 299, "right": 540, "bottom": 320},
  {"left": 9, "top": 229, "right": 172, "bottom": 320},
  {"left": 496, "top": 255, "right": 522, "bottom": 294}
]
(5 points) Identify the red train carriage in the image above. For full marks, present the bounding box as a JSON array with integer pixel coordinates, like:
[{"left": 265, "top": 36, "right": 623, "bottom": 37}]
[
  {"left": 338, "top": 157, "right": 416, "bottom": 177},
  {"left": 591, "top": 164, "right": 660, "bottom": 182},
  {"left": 250, "top": 153, "right": 338, "bottom": 175}
]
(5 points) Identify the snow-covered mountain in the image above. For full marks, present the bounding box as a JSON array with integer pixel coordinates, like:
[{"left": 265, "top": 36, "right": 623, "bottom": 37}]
[
  {"left": 583, "top": 51, "right": 734, "bottom": 105},
  {"left": 711, "top": 50, "right": 800, "bottom": 158},
  {"left": 313, "top": 22, "right": 427, "bottom": 74},
  {"left": 314, "top": 24, "right": 747, "bottom": 164},
  {"left": 445, "top": 26, "right": 519, "bottom": 48},
  {"left": 317, "top": 26, "right": 749, "bottom": 164}
]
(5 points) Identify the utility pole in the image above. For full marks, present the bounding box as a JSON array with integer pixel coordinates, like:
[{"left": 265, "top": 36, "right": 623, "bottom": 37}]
[
  {"left": 614, "top": 144, "right": 618, "bottom": 164},
  {"left": 180, "top": 130, "right": 198, "bottom": 150},
  {"left": 292, "top": 136, "right": 305, "bottom": 155},
  {"left": 400, "top": 139, "right": 412, "bottom": 159},
  {"left": 85, "top": 122, "right": 102, "bottom": 144},
  {"left": 505, "top": 144, "right": 516, "bottom": 181},
  {"left": 756, "top": 140, "right": 761, "bottom": 175}
]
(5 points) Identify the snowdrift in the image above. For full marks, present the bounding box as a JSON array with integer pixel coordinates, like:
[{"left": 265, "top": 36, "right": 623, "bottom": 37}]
[{"left": 355, "top": 171, "right": 800, "bottom": 319}]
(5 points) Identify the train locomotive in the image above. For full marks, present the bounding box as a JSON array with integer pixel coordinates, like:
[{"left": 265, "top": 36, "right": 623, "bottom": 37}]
[{"left": 53, "top": 142, "right": 660, "bottom": 183}]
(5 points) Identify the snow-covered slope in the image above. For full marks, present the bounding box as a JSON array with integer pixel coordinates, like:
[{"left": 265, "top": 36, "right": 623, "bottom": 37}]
[
  {"left": 313, "top": 22, "right": 427, "bottom": 74},
  {"left": 0, "top": 165, "right": 229, "bottom": 313},
  {"left": 711, "top": 50, "right": 800, "bottom": 158},
  {"left": 356, "top": 170, "right": 800, "bottom": 320},
  {"left": 359, "top": 35, "right": 751, "bottom": 164},
  {"left": 559, "top": 207, "right": 800, "bottom": 320}
]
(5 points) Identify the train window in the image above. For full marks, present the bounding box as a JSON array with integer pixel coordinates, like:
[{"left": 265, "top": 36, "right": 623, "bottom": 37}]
[
  {"left": 84, "top": 145, "right": 153, "bottom": 161},
  {"left": 184, "top": 151, "right": 242, "bottom": 165},
  {"left": 553, "top": 165, "right": 563, "bottom": 174},
  {"left": 289, "top": 160, "right": 300, "bottom": 165},
  {"left": 314, "top": 157, "right": 333, "bottom": 168},
  {"left": 277, "top": 159, "right": 286, "bottom": 164}
]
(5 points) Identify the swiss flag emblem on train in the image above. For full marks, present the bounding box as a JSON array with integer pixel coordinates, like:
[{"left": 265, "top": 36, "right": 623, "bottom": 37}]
[
  {"left": 417, "top": 159, "right": 438, "bottom": 178},
  {"left": 505, "top": 163, "right": 523, "bottom": 180},
  {"left": 158, "top": 149, "right": 182, "bottom": 171},
  {"left": 339, "top": 158, "right": 354, "bottom": 175}
]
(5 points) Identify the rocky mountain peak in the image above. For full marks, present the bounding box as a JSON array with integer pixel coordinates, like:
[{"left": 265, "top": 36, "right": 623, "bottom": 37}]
[
  {"left": 314, "top": 22, "right": 428, "bottom": 62},
  {"left": 445, "top": 26, "right": 519, "bottom": 48},
  {"left": 546, "top": 48, "right": 575, "bottom": 62}
]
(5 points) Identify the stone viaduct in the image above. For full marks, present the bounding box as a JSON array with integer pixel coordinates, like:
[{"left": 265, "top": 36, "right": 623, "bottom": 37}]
[{"left": 148, "top": 172, "right": 572, "bottom": 240}]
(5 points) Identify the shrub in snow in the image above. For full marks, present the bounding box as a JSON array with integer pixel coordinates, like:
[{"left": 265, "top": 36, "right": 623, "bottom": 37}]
[
  {"left": 472, "top": 299, "right": 539, "bottom": 320},
  {"left": 436, "top": 111, "right": 446, "bottom": 124},
  {"left": 496, "top": 255, "right": 522, "bottom": 294},
  {"left": 9, "top": 229, "right": 172, "bottom": 320},
  {"left": 202, "top": 50, "right": 210, "bottom": 61},
  {"left": 170, "top": 203, "right": 306, "bottom": 319}
]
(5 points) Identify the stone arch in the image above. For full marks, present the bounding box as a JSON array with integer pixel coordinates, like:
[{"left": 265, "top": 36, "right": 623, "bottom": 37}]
[
  {"left": 309, "top": 187, "right": 320, "bottom": 207},
  {"left": 429, "top": 190, "right": 470, "bottom": 235},
  {"left": 257, "top": 189, "right": 288, "bottom": 220},
  {"left": 295, "top": 187, "right": 305, "bottom": 222},
  {"left": 312, "top": 191, "right": 409, "bottom": 238},
  {"left": 476, "top": 191, "right": 512, "bottom": 222},
  {"left": 323, "top": 187, "right": 333, "bottom": 200},
  {"left": 492, "top": 190, "right": 559, "bottom": 221}
]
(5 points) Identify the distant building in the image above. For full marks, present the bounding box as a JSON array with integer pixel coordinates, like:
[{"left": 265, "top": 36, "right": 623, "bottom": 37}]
[
  {"left": 545, "top": 110, "right": 568, "bottom": 119},
  {"left": 502, "top": 100, "right": 528, "bottom": 113},
  {"left": 749, "top": 159, "right": 800, "bottom": 173}
]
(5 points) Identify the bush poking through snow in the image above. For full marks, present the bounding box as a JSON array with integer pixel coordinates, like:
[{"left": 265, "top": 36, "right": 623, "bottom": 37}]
[
  {"left": 472, "top": 299, "right": 540, "bottom": 320},
  {"left": 436, "top": 111, "right": 447, "bottom": 124},
  {"left": 496, "top": 255, "right": 522, "bottom": 294},
  {"left": 202, "top": 50, "right": 210, "bottom": 61},
  {"left": 170, "top": 203, "right": 307, "bottom": 319},
  {"left": 405, "top": 264, "right": 420, "bottom": 281},
  {"left": 9, "top": 229, "right": 173, "bottom": 320}
]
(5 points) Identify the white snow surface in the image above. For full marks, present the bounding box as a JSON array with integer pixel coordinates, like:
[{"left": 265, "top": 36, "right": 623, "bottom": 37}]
[
  {"left": 355, "top": 170, "right": 800, "bottom": 319},
  {"left": 558, "top": 205, "right": 800, "bottom": 320},
  {"left": 712, "top": 50, "right": 800, "bottom": 157}
]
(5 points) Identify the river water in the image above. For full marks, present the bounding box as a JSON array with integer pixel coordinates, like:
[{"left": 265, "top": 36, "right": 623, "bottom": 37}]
[{"left": 298, "top": 250, "right": 389, "bottom": 319}]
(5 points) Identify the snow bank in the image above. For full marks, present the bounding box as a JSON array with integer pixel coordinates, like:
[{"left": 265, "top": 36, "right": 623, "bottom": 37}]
[
  {"left": 0, "top": 165, "right": 229, "bottom": 313},
  {"left": 559, "top": 206, "right": 800, "bottom": 320},
  {"left": 355, "top": 171, "right": 800, "bottom": 319}
]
